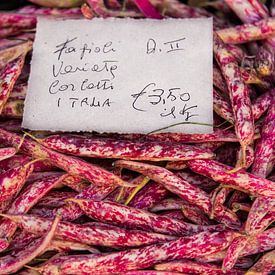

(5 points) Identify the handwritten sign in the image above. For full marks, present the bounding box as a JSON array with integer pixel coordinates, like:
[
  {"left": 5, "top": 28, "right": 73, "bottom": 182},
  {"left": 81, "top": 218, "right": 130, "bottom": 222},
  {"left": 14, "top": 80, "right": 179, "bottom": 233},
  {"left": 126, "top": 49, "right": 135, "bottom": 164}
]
[{"left": 23, "top": 18, "right": 213, "bottom": 133}]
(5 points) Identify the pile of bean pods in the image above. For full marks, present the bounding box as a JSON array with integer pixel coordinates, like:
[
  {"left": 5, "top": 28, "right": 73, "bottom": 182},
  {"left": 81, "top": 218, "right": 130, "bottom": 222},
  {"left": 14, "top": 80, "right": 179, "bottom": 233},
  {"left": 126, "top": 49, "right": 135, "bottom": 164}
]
[{"left": 0, "top": 0, "right": 274, "bottom": 274}]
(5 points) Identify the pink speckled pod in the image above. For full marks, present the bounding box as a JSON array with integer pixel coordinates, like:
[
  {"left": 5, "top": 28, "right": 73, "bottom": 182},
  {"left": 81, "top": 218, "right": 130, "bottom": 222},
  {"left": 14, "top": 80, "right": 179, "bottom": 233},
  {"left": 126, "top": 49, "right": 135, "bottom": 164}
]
[
  {"left": 214, "top": 33, "right": 254, "bottom": 163},
  {"left": 0, "top": 13, "right": 36, "bottom": 29},
  {"left": 128, "top": 182, "right": 168, "bottom": 209},
  {"left": 0, "top": 128, "right": 128, "bottom": 187},
  {"left": 67, "top": 198, "right": 223, "bottom": 236},
  {"left": 115, "top": 160, "right": 240, "bottom": 228},
  {"left": 0, "top": 160, "right": 34, "bottom": 203},
  {"left": 252, "top": 93, "right": 275, "bottom": 178},
  {"left": 245, "top": 196, "right": 275, "bottom": 235},
  {"left": 17, "top": 5, "right": 82, "bottom": 16},
  {"left": 217, "top": 18, "right": 275, "bottom": 44},
  {"left": 225, "top": 0, "right": 262, "bottom": 23},
  {"left": 198, "top": 227, "right": 275, "bottom": 262},
  {"left": 45, "top": 239, "right": 100, "bottom": 254},
  {"left": 0, "top": 174, "right": 67, "bottom": 242},
  {"left": 246, "top": 250, "right": 275, "bottom": 275},
  {"left": 37, "top": 230, "right": 236, "bottom": 274},
  {"left": 36, "top": 191, "right": 78, "bottom": 208},
  {"left": 252, "top": 89, "right": 273, "bottom": 121},
  {"left": 155, "top": 259, "right": 243, "bottom": 275},
  {"left": 0, "top": 147, "right": 16, "bottom": 161},
  {"left": 222, "top": 235, "right": 248, "bottom": 271},
  {"left": 0, "top": 56, "right": 25, "bottom": 113},
  {"left": 116, "top": 160, "right": 212, "bottom": 214},
  {"left": 5, "top": 214, "right": 175, "bottom": 247},
  {"left": 235, "top": 145, "right": 254, "bottom": 169},
  {"left": 38, "top": 135, "right": 215, "bottom": 161},
  {"left": 0, "top": 214, "right": 59, "bottom": 274},
  {"left": 187, "top": 159, "right": 275, "bottom": 197}
]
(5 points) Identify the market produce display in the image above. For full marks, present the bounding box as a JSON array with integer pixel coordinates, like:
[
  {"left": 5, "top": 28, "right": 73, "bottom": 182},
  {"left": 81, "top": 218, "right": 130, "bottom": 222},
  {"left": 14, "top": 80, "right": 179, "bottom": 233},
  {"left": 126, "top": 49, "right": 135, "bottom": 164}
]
[{"left": 0, "top": 0, "right": 274, "bottom": 274}]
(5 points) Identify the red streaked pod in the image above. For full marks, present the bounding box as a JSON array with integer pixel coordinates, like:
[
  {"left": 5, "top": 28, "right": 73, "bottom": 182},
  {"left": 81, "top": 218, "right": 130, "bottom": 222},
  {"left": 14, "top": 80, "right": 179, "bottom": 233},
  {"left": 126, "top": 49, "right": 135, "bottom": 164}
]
[
  {"left": 4, "top": 214, "right": 175, "bottom": 247},
  {"left": 0, "top": 56, "right": 25, "bottom": 113},
  {"left": 246, "top": 250, "right": 275, "bottom": 275},
  {"left": 186, "top": 159, "right": 275, "bottom": 197},
  {"left": 235, "top": 145, "right": 254, "bottom": 169},
  {"left": 0, "top": 13, "right": 36, "bottom": 28},
  {"left": 224, "top": 0, "right": 262, "bottom": 23},
  {"left": 0, "top": 160, "right": 34, "bottom": 203},
  {"left": 0, "top": 239, "right": 9, "bottom": 253},
  {"left": 217, "top": 18, "right": 275, "bottom": 44},
  {"left": 198, "top": 228, "right": 275, "bottom": 263},
  {"left": 252, "top": 89, "right": 273, "bottom": 121},
  {"left": 248, "top": 0, "right": 269, "bottom": 18},
  {"left": 17, "top": 5, "right": 82, "bottom": 15},
  {"left": 0, "top": 128, "right": 128, "bottom": 187},
  {"left": 0, "top": 214, "right": 60, "bottom": 274},
  {"left": 8, "top": 174, "right": 68, "bottom": 215},
  {"left": 115, "top": 160, "right": 212, "bottom": 214},
  {"left": 0, "top": 27, "right": 22, "bottom": 39},
  {"left": 0, "top": 174, "right": 68, "bottom": 240},
  {"left": 181, "top": 204, "right": 212, "bottom": 226},
  {"left": 222, "top": 235, "right": 248, "bottom": 272},
  {"left": 255, "top": 45, "right": 274, "bottom": 76},
  {"left": 213, "top": 32, "right": 254, "bottom": 167},
  {"left": 213, "top": 88, "right": 234, "bottom": 123},
  {"left": 115, "top": 160, "right": 240, "bottom": 228},
  {"left": 155, "top": 259, "right": 243, "bottom": 275},
  {"left": 251, "top": 93, "right": 275, "bottom": 178},
  {"left": 36, "top": 191, "right": 78, "bottom": 208},
  {"left": 46, "top": 239, "right": 100, "bottom": 254},
  {"left": 36, "top": 230, "right": 236, "bottom": 274},
  {"left": 36, "top": 135, "right": 215, "bottom": 161},
  {"left": 0, "top": 147, "right": 16, "bottom": 161},
  {"left": 131, "top": 0, "right": 163, "bottom": 19},
  {"left": 0, "top": 40, "right": 32, "bottom": 69},
  {"left": 150, "top": 198, "right": 185, "bottom": 212},
  {"left": 56, "top": 183, "right": 116, "bottom": 221},
  {"left": 128, "top": 182, "right": 169, "bottom": 209},
  {"left": 251, "top": 209, "right": 275, "bottom": 234},
  {"left": 66, "top": 198, "right": 223, "bottom": 236},
  {"left": 245, "top": 196, "right": 275, "bottom": 235}
]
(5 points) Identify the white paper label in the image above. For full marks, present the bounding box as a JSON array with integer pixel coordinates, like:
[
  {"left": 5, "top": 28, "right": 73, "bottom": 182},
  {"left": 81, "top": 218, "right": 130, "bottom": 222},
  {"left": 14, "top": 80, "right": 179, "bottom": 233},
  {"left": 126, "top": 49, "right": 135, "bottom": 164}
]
[{"left": 23, "top": 17, "right": 213, "bottom": 133}]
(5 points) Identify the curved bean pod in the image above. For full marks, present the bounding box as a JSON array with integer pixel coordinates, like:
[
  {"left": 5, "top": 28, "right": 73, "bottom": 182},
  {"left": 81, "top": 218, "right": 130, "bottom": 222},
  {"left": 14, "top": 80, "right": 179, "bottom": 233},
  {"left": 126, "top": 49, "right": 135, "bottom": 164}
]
[{"left": 3, "top": 214, "right": 175, "bottom": 247}]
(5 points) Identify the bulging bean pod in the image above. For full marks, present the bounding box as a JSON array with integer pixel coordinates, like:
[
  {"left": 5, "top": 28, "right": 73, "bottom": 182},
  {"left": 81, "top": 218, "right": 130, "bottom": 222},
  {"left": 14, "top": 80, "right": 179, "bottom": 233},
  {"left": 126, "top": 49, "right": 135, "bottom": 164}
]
[
  {"left": 36, "top": 230, "right": 236, "bottom": 274},
  {"left": 0, "top": 214, "right": 60, "bottom": 274},
  {"left": 3, "top": 214, "right": 175, "bottom": 248}
]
